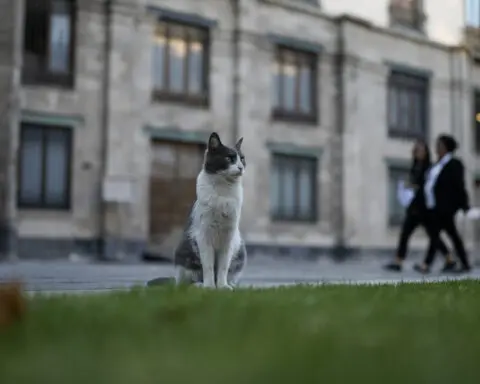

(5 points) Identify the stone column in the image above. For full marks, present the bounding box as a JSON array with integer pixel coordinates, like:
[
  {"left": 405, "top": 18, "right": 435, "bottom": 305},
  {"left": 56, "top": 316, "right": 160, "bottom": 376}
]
[
  {"left": 0, "top": 0, "right": 22, "bottom": 260},
  {"left": 100, "top": 1, "right": 149, "bottom": 261}
]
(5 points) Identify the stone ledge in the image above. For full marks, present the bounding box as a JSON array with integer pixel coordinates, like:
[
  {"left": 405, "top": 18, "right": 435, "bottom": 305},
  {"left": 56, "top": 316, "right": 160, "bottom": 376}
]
[
  {"left": 4, "top": 236, "right": 145, "bottom": 263},
  {"left": 4, "top": 236, "right": 478, "bottom": 265}
]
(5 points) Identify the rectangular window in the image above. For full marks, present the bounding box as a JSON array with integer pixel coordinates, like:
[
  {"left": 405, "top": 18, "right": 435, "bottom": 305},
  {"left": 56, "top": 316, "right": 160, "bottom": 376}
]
[
  {"left": 22, "top": 0, "right": 75, "bottom": 87},
  {"left": 151, "top": 21, "right": 209, "bottom": 105},
  {"left": 474, "top": 177, "right": 480, "bottom": 203},
  {"left": 466, "top": 0, "right": 480, "bottom": 27},
  {"left": 388, "top": 166, "right": 410, "bottom": 226},
  {"left": 389, "top": 0, "right": 424, "bottom": 30},
  {"left": 474, "top": 90, "right": 480, "bottom": 154},
  {"left": 18, "top": 123, "right": 72, "bottom": 209},
  {"left": 270, "top": 154, "right": 317, "bottom": 222},
  {"left": 388, "top": 71, "right": 428, "bottom": 138},
  {"left": 272, "top": 47, "right": 317, "bottom": 122}
]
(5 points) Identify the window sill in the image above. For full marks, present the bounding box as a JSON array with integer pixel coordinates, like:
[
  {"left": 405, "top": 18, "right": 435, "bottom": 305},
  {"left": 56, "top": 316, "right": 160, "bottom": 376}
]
[
  {"left": 388, "top": 130, "right": 425, "bottom": 140},
  {"left": 22, "top": 73, "right": 75, "bottom": 90},
  {"left": 17, "top": 204, "right": 71, "bottom": 212},
  {"left": 271, "top": 216, "right": 318, "bottom": 224},
  {"left": 272, "top": 109, "right": 318, "bottom": 125},
  {"left": 152, "top": 91, "right": 209, "bottom": 108}
]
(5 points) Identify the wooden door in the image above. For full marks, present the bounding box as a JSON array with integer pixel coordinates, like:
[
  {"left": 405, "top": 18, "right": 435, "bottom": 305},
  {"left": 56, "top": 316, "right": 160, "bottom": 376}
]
[{"left": 149, "top": 140, "right": 204, "bottom": 254}]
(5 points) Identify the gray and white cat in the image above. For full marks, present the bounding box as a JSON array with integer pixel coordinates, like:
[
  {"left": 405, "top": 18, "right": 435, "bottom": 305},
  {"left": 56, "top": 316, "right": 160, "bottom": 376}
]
[{"left": 174, "top": 132, "right": 247, "bottom": 289}]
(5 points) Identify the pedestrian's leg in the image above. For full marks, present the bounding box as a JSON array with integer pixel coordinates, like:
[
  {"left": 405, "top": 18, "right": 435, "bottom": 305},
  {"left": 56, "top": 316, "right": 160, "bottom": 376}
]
[
  {"left": 421, "top": 215, "right": 455, "bottom": 267},
  {"left": 415, "top": 213, "right": 441, "bottom": 273},
  {"left": 443, "top": 216, "right": 471, "bottom": 270},
  {"left": 435, "top": 234, "right": 456, "bottom": 271},
  {"left": 436, "top": 236, "right": 450, "bottom": 257},
  {"left": 384, "top": 213, "right": 419, "bottom": 271},
  {"left": 397, "top": 213, "right": 419, "bottom": 260}
]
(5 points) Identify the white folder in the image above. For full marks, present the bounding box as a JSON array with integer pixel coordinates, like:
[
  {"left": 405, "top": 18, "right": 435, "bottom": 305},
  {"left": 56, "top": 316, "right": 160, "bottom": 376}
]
[
  {"left": 397, "top": 180, "right": 415, "bottom": 208},
  {"left": 464, "top": 207, "right": 480, "bottom": 220}
]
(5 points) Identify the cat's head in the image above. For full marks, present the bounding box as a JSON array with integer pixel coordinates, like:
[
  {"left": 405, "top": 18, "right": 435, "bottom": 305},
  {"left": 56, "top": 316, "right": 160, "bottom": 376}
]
[{"left": 203, "top": 132, "right": 246, "bottom": 180}]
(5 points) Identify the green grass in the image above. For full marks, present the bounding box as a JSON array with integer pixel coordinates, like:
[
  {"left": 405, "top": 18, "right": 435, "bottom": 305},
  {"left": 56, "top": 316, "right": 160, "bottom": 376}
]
[{"left": 1, "top": 281, "right": 480, "bottom": 384}]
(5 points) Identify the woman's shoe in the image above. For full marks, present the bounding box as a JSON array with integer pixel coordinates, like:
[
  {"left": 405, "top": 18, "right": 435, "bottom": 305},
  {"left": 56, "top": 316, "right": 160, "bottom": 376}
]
[
  {"left": 441, "top": 261, "right": 457, "bottom": 272},
  {"left": 413, "top": 264, "right": 430, "bottom": 274},
  {"left": 383, "top": 262, "right": 402, "bottom": 272},
  {"left": 453, "top": 265, "right": 472, "bottom": 274}
]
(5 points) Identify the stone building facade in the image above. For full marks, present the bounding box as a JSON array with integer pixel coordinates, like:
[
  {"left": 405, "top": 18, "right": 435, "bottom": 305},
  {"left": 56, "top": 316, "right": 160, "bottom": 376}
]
[{"left": 0, "top": 0, "right": 478, "bottom": 261}]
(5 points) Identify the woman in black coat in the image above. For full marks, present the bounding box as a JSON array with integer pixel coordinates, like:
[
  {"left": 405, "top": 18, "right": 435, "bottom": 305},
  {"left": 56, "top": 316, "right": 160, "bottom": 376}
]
[
  {"left": 414, "top": 135, "right": 471, "bottom": 274},
  {"left": 384, "top": 139, "right": 454, "bottom": 272}
]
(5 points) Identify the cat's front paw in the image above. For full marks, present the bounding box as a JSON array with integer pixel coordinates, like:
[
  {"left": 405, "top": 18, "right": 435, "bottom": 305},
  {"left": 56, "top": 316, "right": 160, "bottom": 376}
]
[
  {"left": 216, "top": 282, "right": 234, "bottom": 290},
  {"left": 201, "top": 281, "right": 217, "bottom": 289}
]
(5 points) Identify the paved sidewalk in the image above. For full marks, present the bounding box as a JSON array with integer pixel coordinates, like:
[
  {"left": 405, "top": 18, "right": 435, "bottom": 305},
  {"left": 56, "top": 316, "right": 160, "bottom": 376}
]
[{"left": 1, "top": 256, "right": 479, "bottom": 294}]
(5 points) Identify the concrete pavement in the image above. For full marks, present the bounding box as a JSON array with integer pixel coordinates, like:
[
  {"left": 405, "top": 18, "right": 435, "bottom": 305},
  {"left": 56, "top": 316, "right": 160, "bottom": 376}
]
[{"left": 1, "top": 256, "right": 479, "bottom": 294}]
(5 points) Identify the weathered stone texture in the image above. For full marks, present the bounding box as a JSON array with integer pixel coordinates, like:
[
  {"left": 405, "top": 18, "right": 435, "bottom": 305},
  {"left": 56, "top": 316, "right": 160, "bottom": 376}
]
[{"left": 0, "top": 0, "right": 478, "bottom": 259}]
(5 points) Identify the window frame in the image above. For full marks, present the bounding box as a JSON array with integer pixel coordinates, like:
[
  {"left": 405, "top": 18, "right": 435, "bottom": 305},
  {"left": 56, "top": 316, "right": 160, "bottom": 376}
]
[
  {"left": 473, "top": 89, "right": 480, "bottom": 154},
  {"left": 151, "top": 20, "right": 210, "bottom": 107},
  {"left": 22, "top": 0, "right": 76, "bottom": 88},
  {"left": 270, "top": 153, "right": 318, "bottom": 223},
  {"left": 272, "top": 45, "right": 318, "bottom": 124},
  {"left": 387, "top": 165, "right": 410, "bottom": 226},
  {"left": 387, "top": 70, "right": 429, "bottom": 139},
  {"left": 17, "top": 122, "right": 73, "bottom": 210}
]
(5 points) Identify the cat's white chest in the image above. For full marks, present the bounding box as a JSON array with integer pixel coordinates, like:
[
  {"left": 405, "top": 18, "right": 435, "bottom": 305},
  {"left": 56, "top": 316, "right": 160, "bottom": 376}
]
[
  {"left": 190, "top": 171, "right": 243, "bottom": 249},
  {"left": 204, "top": 195, "right": 241, "bottom": 223}
]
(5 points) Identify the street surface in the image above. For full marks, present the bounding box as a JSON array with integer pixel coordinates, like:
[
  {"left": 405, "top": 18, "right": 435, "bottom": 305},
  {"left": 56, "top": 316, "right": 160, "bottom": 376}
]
[{"left": 1, "top": 256, "right": 479, "bottom": 294}]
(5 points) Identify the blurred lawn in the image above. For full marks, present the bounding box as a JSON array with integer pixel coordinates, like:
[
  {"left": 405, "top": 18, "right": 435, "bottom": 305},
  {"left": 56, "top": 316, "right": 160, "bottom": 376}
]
[{"left": 1, "top": 281, "right": 480, "bottom": 384}]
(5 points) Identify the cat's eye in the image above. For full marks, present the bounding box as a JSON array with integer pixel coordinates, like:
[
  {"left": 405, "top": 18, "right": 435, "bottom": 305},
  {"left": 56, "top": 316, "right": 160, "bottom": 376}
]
[{"left": 225, "top": 156, "right": 235, "bottom": 162}]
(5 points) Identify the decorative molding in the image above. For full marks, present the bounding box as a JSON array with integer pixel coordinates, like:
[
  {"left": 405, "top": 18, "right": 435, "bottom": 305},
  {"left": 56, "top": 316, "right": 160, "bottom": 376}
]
[
  {"left": 266, "top": 141, "right": 323, "bottom": 158},
  {"left": 146, "top": 6, "right": 218, "bottom": 28},
  {"left": 260, "top": 0, "right": 324, "bottom": 19},
  {"left": 143, "top": 125, "right": 209, "bottom": 144},
  {"left": 384, "top": 60, "right": 432, "bottom": 78},
  {"left": 267, "top": 33, "right": 323, "bottom": 53},
  {"left": 465, "top": 26, "right": 480, "bottom": 61},
  {"left": 388, "top": 1, "right": 426, "bottom": 33},
  {"left": 21, "top": 110, "right": 84, "bottom": 127}
]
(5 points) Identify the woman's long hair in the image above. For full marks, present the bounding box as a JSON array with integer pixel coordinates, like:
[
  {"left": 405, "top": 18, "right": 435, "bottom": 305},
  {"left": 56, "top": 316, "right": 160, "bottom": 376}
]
[{"left": 411, "top": 139, "right": 432, "bottom": 175}]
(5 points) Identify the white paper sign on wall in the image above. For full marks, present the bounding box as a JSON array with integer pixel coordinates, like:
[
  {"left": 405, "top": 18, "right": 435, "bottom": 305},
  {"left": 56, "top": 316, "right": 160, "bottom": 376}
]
[{"left": 102, "top": 177, "right": 133, "bottom": 203}]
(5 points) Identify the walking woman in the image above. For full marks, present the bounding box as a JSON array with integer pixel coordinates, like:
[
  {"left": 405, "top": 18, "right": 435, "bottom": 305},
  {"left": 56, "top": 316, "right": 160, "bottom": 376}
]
[
  {"left": 414, "top": 134, "right": 471, "bottom": 274},
  {"left": 384, "top": 139, "right": 454, "bottom": 272}
]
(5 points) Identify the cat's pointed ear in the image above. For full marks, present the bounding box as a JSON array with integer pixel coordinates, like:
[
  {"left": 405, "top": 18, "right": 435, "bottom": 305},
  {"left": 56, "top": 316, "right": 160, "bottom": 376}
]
[
  {"left": 235, "top": 137, "right": 243, "bottom": 151},
  {"left": 208, "top": 132, "right": 222, "bottom": 150}
]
